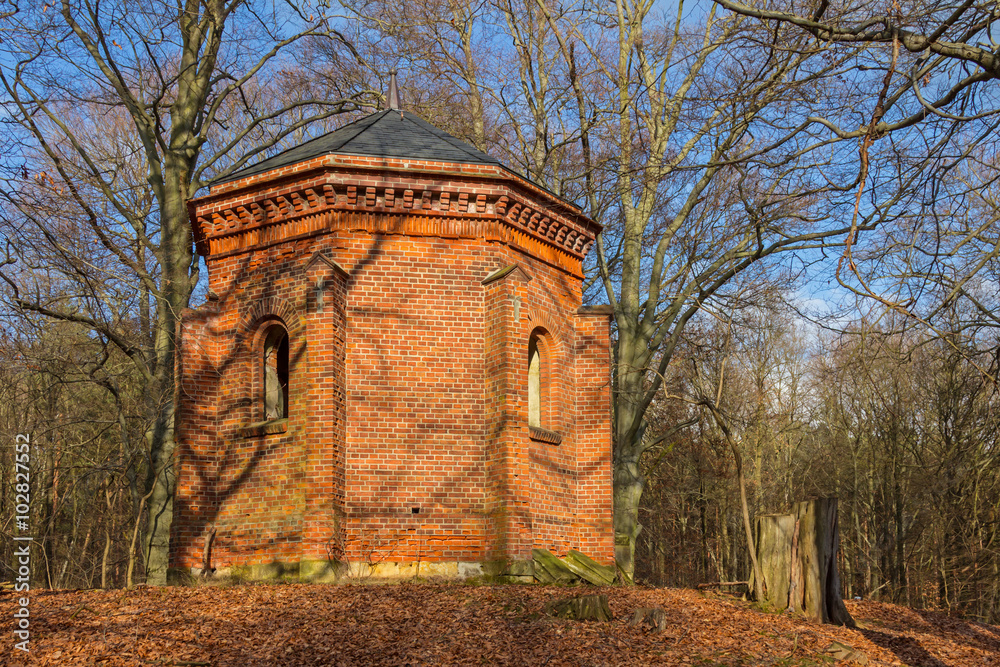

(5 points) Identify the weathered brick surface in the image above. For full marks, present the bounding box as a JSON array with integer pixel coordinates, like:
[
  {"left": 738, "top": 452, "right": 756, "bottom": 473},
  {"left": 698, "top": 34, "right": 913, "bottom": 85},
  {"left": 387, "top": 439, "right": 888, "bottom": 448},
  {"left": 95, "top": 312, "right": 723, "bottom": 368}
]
[{"left": 171, "top": 151, "right": 613, "bottom": 574}]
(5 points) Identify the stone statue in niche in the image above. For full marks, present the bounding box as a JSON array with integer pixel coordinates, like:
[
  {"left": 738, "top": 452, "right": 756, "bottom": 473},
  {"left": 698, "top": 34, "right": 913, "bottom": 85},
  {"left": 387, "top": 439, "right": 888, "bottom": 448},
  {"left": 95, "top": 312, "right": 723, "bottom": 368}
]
[
  {"left": 264, "top": 362, "right": 283, "bottom": 419},
  {"left": 263, "top": 330, "right": 287, "bottom": 420},
  {"left": 528, "top": 342, "right": 541, "bottom": 428}
]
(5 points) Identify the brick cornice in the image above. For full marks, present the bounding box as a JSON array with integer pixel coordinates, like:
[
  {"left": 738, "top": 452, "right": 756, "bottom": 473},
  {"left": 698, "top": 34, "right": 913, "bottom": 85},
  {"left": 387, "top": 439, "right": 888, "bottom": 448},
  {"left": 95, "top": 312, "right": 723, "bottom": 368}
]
[
  {"left": 190, "top": 157, "right": 599, "bottom": 277},
  {"left": 208, "top": 154, "right": 592, "bottom": 224}
]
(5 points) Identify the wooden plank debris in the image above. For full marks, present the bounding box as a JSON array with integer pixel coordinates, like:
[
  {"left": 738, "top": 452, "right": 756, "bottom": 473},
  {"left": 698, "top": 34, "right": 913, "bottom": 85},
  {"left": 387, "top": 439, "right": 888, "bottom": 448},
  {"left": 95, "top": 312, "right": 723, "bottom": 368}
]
[
  {"left": 564, "top": 549, "right": 616, "bottom": 586},
  {"left": 531, "top": 548, "right": 579, "bottom": 584}
]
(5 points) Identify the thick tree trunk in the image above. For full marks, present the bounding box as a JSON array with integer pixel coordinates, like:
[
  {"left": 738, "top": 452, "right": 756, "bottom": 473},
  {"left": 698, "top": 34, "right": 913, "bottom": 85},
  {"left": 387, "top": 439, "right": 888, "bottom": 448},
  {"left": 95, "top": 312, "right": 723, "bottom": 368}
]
[
  {"left": 141, "top": 162, "right": 195, "bottom": 585},
  {"left": 140, "top": 332, "right": 177, "bottom": 586},
  {"left": 753, "top": 498, "right": 855, "bottom": 627},
  {"left": 143, "top": 406, "right": 176, "bottom": 585},
  {"left": 613, "top": 457, "right": 644, "bottom": 583}
]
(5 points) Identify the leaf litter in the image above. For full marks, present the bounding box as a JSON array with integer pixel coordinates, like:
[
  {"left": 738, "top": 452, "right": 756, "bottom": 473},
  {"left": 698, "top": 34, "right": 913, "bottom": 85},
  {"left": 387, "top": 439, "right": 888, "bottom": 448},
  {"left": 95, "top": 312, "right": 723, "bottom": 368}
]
[{"left": 2, "top": 584, "right": 998, "bottom": 665}]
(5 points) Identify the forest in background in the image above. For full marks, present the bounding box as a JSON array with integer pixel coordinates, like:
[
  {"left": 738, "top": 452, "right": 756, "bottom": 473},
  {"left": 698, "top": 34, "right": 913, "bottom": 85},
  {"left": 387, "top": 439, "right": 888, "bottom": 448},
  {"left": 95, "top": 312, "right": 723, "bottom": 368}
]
[
  {"left": 0, "top": 0, "right": 997, "bottom": 624},
  {"left": 638, "top": 305, "right": 1000, "bottom": 623}
]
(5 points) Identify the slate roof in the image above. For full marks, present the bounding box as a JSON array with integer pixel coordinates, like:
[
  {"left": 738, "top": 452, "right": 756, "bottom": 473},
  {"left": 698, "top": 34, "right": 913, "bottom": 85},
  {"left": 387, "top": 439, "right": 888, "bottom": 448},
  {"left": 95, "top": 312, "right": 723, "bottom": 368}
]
[{"left": 220, "top": 109, "right": 504, "bottom": 183}]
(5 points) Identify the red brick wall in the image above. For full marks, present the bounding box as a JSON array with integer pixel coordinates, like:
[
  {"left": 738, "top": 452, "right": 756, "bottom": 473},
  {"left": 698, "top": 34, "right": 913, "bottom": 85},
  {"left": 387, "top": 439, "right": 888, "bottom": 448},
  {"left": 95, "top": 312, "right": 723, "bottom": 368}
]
[
  {"left": 342, "top": 233, "right": 493, "bottom": 563},
  {"left": 302, "top": 256, "right": 349, "bottom": 561},
  {"left": 574, "top": 307, "right": 614, "bottom": 561},
  {"left": 171, "top": 154, "right": 613, "bottom": 573},
  {"left": 173, "top": 306, "right": 221, "bottom": 562}
]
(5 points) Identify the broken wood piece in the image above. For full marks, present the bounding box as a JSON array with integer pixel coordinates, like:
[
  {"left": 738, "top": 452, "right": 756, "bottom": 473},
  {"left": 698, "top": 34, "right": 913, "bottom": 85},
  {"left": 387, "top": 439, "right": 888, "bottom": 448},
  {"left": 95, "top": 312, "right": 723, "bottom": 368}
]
[
  {"left": 69, "top": 604, "right": 98, "bottom": 619},
  {"left": 564, "top": 550, "right": 616, "bottom": 585},
  {"left": 695, "top": 581, "right": 747, "bottom": 589},
  {"left": 544, "top": 594, "right": 612, "bottom": 621},
  {"left": 531, "top": 548, "right": 578, "bottom": 584},
  {"left": 824, "top": 641, "right": 868, "bottom": 664}
]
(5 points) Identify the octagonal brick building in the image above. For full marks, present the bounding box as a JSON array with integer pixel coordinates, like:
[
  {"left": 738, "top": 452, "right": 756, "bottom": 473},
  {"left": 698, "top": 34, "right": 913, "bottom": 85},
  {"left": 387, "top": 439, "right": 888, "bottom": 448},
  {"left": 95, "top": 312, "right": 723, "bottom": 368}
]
[{"left": 170, "top": 103, "right": 613, "bottom": 579}]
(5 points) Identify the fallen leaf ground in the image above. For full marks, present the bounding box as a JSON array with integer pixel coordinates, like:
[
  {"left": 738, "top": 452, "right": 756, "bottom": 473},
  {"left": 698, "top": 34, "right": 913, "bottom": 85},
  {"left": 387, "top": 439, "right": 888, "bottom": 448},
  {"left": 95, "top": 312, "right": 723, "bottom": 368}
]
[{"left": 2, "top": 583, "right": 998, "bottom": 666}]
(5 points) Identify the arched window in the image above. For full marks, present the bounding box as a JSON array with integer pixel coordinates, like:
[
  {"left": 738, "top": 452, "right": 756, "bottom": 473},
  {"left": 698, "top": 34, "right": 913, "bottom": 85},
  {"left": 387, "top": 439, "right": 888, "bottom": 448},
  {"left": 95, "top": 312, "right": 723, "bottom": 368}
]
[
  {"left": 262, "top": 325, "right": 289, "bottom": 420},
  {"left": 528, "top": 335, "right": 542, "bottom": 428},
  {"left": 527, "top": 327, "right": 561, "bottom": 444}
]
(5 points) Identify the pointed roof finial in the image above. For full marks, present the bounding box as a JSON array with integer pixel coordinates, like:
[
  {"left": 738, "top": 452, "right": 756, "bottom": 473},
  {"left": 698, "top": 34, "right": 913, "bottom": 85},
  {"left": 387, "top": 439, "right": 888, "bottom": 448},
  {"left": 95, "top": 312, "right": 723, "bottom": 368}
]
[{"left": 387, "top": 70, "right": 401, "bottom": 111}]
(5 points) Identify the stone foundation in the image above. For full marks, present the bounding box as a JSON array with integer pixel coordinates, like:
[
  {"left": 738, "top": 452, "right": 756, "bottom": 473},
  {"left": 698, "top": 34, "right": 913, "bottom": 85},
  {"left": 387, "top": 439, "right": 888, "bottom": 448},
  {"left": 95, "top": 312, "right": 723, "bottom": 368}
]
[{"left": 173, "top": 559, "right": 541, "bottom": 584}]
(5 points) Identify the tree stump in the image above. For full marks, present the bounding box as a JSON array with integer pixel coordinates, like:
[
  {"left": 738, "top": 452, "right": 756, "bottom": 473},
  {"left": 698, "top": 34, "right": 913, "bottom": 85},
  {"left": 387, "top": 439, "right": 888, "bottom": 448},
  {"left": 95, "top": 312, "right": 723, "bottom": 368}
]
[
  {"left": 752, "top": 498, "right": 855, "bottom": 627},
  {"left": 629, "top": 606, "right": 667, "bottom": 632},
  {"left": 753, "top": 513, "right": 796, "bottom": 610},
  {"left": 544, "top": 595, "right": 613, "bottom": 621}
]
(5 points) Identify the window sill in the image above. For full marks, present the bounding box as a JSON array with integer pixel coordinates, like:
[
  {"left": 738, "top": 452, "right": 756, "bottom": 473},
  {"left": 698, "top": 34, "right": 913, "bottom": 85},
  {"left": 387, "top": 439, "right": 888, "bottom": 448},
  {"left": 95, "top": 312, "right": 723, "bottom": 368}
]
[
  {"left": 239, "top": 418, "right": 288, "bottom": 438},
  {"left": 528, "top": 426, "right": 562, "bottom": 445}
]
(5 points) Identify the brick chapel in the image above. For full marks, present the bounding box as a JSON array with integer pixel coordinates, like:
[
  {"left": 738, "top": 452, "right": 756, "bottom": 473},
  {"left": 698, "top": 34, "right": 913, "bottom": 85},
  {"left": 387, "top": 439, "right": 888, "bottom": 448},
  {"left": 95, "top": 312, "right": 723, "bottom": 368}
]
[{"left": 170, "top": 85, "right": 614, "bottom": 580}]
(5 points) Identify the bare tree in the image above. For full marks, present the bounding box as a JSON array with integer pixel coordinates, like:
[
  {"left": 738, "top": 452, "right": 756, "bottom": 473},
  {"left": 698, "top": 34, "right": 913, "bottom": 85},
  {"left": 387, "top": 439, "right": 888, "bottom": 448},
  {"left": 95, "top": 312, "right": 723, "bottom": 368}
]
[
  {"left": 0, "top": 0, "right": 373, "bottom": 584},
  {"left": 711, "top": 0, "right": 1000, "bottom": 359},
  {"left": 542, "top": 0, "right": 892, "bottom": 581},
  {"left": 714, "top": 0, "right": 1000, "bottom": 83}
]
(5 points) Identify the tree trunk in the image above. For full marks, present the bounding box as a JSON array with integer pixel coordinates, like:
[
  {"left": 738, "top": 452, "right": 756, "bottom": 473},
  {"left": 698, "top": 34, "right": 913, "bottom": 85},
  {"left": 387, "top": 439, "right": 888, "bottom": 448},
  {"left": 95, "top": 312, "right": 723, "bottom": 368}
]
[
  {"left": 613, "top": 457, "right": 644, "bottom": 583},
  {"left": 843, "top": 539, "right": 853, "bottom": 600},
  {"left": 142, "top": 396, "right": 177, "bottom": 585},
  {"left": 141, "top": 166, "right": 194, "bottom": 585},
  {"left": 991, "top": 559, "right": 999, "bottom": 624},
  {"left": 720, "top": 502, "right": 731, "bottom": 582},
  {"left": 102, "top": 483, "right": 116, "bottom": 589},
  {"left": 128, "top": 484, "right": 156, "bottom": 588},
  {"left": 894, "top": 475, "right": 906, "bottom": 603},
  {"left": 732, "top": 434, "right": 765, "bottom": 601},
  {"left": 699, "top": 479, "right": 709, "bottom": 579},
  {"left": 41, "top": 438, "right": 59, "bottom": 589},
  {"left": 102, "top": 529, "right": 112, "bottom": 589},
  {"left": 754, "top": 498, "right": 856, "bottom": 627}
]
